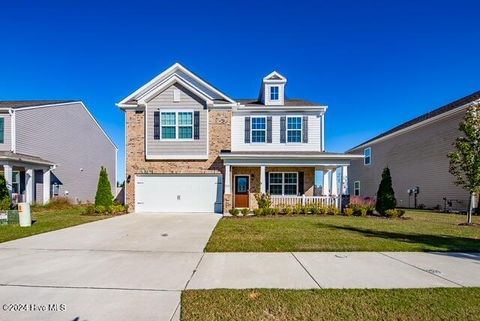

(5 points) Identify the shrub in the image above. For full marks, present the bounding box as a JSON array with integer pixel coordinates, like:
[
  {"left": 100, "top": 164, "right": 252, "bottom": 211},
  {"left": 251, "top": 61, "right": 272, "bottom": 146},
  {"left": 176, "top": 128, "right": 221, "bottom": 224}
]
[
  {"left": 360, "top": 207, "right": 368, "bottom": 216},
  {"left": 83, "top": 203, "right": 126, "bottom": 216},
  {"left": 253, "top": 208, "right": 264, "bottom": 216},
  {"left": 310, "top": 204, "right": 321, "bottom": 215},
  {"left": 95, "top": 166, "right": 114, "bottom": 207},
  {"left": 283, "top": 206, "right": 293, "bottom": 216},
  {"left": 343, "top": 207, "right": 354, "bottom": 216},
  {"left": 300, "top": 205, "right": 309, "bottom": 215},
  {"left": 254, "top": 193, "right": 272, "bottom": 209},
  {"left": 349, "top": 196, "right": 376, "bottom": 216},
  {"left": 263, "top": 207, "right": 273, "bottom": 216},
  {"left": 0, "top": 174, "right": 11, "bottom": 210},
  {"left": 229, "top": 208, "right": 240, "bottom": 216},
  {"left": 94, "top": 205, "right": 106, "bottom": 214},
  {"left": 293, "top": 204, "right": 303, "bottom": 215},
  {"left": 385, "top": 209, "right": 406, "bottom": 218},
  {"left": 327, "top": 206, "right": 340, "bottom": 215},
  {"left": 271, "top": 207, "right": 280, "bottom": 216},
  {"left": 318, "top": 206, "right": 327, "bottom": 215},
  {"left": 241, "top": 208, "right": 250, "bottom": 216},
  {"left": 375, "top": 167, "right": 397, "bottom": 215}
]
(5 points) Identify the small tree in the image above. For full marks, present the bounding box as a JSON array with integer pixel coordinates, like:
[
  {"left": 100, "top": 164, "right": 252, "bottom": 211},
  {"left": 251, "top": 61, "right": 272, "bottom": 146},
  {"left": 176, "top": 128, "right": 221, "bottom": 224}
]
[
  {"left": 0, "top": 174, "right": 10, "bottom": 210},
  {"left": 448, "top": 102, "right": 480, "bottom": 224},
  {"left": 95, "top": 166, "right": 113, "bottom": 207},
  {"left": 375, "top": 167, "right": 397, "bottom": 215}
]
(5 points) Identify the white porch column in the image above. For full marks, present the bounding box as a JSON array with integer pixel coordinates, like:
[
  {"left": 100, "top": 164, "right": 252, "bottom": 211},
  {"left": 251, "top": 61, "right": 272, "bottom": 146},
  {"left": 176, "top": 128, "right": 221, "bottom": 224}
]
[
  {"left": 43, "top": 169, "right": 51, "bottom": 204},
  {"left": 331, "top": 167, "right": 338, "bottom": 196},
  {"left": 25, "top": 168, "right": 34, "bottom": 204},
  {"left": 224, "top": 165, "right": 231, "bottom": 195},
  {"left": 3, "top": 164, "right": 13, "bottom": 198},
  {"left": 260, "top": 165, "right": 266, "bottom": 194},
  {"left": 322, "top": 170, "right": 331, "bottom": 196},
  {"left": 341, "top": 165, "right": 349, "bottom": 195}
]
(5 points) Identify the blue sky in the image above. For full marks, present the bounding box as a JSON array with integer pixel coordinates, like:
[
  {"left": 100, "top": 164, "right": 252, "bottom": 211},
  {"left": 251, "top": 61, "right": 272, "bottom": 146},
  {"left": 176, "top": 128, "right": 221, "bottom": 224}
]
[{"left": 1, "top": 0, "right": 479, "bottom": 182}]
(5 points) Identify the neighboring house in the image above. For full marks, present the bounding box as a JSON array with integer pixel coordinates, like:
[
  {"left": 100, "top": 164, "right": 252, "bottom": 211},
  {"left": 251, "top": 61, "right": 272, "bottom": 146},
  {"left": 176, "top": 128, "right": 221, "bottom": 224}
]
[
  {"left": 118, "top": 63, "right": 361, "bottom": 213},
  {"left": 347, "top": 90, "right": 480, "bottom": 212},
  {"left": 0, "top": 101, "right": 117, "bottom": 204}
]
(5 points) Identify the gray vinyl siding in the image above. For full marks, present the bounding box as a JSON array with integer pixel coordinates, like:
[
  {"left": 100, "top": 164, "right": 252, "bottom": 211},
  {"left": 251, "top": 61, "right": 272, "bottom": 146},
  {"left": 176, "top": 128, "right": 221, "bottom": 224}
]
[
  {"left": 15, "top": 102, "right": 116, "bottom": 203},
  {"left": 146, "top": 84, "right": 207, "bottom": 157},
  {"left": 348, "top": 110, "right": 470, "bottom": 211},
  {"left": 0, "top": 113, "right": 12, "bottom": 151}
]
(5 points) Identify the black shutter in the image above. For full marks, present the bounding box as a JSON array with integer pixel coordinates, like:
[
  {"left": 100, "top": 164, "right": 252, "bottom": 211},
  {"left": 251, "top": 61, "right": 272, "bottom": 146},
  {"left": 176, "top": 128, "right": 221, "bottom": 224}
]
[
  {"left": 194, "top": 111, "right": 200, "bottom": 140},
  {"left": 267, "top": 116, "right": 272, "bottom": 143},
  {"left": 153, "top": 111, "right": 160, "bottom": 140},
  {"left": 298, "top": 172, "right": 304, "bottom": 195},
  {"left": 265, "top": 172, "right": 269, "bottom": 193},
  {"left": 244, "top": 117, "right": 251, "bottom": 143},
  {"left": 280, "top": 116, "right": 286, "bottom": 143},
  {"left": 303, "top": 116, "right": 308, "bottom": 143}
]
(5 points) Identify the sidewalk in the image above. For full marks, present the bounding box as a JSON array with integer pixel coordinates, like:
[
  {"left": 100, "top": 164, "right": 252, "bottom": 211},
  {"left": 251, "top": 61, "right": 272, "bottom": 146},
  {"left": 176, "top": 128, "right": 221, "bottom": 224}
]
[{"left": 187, "top": 252, "right": 480, "bottom": 289}]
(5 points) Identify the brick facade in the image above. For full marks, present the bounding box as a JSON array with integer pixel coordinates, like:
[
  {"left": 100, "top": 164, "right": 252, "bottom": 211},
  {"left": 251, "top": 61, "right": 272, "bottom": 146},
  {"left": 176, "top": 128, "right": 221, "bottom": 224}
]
[{"left": 125, "top": 108, "right": 231, "bottom": 212}]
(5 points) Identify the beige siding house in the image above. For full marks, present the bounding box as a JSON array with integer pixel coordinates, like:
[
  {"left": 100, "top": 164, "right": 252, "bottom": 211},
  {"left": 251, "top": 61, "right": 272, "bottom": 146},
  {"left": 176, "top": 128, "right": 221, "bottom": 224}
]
[
  {"left": 118, "top": 63, "right": 361, "bottom": 213},
  {"left": 348, "top": 91, "right": 480, "bottom": 212}
]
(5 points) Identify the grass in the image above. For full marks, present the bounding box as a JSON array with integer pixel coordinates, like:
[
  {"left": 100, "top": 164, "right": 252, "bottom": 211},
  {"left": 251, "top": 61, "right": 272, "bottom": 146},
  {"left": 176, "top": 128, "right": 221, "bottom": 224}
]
[
  {"left": 0, "top": 206, "right": 112, "bottom": 243},
  {"left": 206, "top": 210, "right": 480, "bottom": 252},
  {"left": 181, "top": 288, "right": 480, "bottom": 321}
]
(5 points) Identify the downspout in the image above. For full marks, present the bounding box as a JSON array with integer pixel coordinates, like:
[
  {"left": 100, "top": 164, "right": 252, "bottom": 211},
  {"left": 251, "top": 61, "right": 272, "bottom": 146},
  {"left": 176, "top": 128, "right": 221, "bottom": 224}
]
[{"left": 8, "top": 108, "right": 15, "bottom": 153}]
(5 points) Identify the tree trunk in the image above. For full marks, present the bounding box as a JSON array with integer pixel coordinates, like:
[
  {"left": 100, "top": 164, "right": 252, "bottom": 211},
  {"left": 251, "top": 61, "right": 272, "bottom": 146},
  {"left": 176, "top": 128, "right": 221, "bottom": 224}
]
[{"left": 467, "top": 192, "right": 474, "bottom": 224}]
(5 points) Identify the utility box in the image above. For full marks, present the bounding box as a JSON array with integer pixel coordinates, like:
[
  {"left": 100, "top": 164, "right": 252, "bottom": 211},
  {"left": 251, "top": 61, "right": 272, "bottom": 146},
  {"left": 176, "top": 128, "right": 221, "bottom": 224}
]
[{"left": 18, "top": 203, "right": 31, "bottom": 227}]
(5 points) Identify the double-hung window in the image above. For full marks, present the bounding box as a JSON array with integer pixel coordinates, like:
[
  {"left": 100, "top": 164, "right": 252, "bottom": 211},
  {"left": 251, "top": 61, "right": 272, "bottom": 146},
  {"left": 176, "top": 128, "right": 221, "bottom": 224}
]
[
  {"left": 12, "top": 171, "right": 20, "bottom": 194},
  {"left": 160, "top": 111, "right": 193, "bottom": 140},
  {"left": 364, "top": 147, "right": 371, "bottom": 165},
  {"left": 354, "top": 181, "right": 360, "bottom": 196},
  {"left": 251, "top": 117, "right": 266, "bottom": 143},
  {"left": 0, "top": 118, "right": 4, "bottom": 144},
  {"left": 287, "top": 116, "right": 302, "bottom": 143},
  {"left": 270, "top": 86, "right": 279, "bottom": 100},
  {"left": 269, "top": 172, "right": 298, "bottom": 195}
]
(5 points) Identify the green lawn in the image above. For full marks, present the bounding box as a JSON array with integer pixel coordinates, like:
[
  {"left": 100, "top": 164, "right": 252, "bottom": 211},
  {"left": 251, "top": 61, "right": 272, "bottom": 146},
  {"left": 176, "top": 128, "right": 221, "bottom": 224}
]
[
  {"left": 0, "top": 207, "right": 112, "bottom": 243},
  {"left": 206, "top": 210, "right": 480, "bottom": 252},
  {"left": 182, "top": 288, "right": 480, "bottom": 321}
]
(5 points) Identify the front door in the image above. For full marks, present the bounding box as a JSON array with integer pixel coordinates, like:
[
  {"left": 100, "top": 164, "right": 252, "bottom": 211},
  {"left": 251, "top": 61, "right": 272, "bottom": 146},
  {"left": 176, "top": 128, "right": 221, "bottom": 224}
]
[{"left": 234, "top": 176, "right": 249, "bottom": 208}]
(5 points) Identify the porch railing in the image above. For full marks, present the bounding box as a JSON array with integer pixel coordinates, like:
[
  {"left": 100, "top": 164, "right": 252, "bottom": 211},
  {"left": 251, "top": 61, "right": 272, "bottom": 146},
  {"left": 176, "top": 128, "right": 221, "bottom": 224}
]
[{"left": 271, "top": 195, "right": 340, "bottom": 208}]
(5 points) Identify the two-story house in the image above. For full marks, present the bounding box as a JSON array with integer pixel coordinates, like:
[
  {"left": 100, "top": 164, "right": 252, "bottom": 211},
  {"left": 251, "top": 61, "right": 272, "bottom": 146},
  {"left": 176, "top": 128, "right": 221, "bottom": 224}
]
[
  {"left": 118, "top": 63, "right": 361, "bottom": 213},
  {"left": 0, "top": 101, "right": 117, "bottom": 204}
]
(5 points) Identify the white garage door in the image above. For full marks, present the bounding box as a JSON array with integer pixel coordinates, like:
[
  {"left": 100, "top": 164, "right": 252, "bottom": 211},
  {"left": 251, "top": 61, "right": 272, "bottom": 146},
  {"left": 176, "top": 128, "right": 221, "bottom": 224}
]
[{"left": 135, "top": 174, "right": 223, "bottom": 213}]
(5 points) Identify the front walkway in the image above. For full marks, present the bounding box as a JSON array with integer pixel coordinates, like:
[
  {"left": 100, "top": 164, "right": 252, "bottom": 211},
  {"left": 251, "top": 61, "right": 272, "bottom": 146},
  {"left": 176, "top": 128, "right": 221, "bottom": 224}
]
[{"left": 188, "top": 252, "right": 480, "bottom": 289}]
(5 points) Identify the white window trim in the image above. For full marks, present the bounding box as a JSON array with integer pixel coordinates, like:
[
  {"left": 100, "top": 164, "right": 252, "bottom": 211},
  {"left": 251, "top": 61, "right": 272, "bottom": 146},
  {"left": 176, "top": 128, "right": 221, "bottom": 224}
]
[
  {"left": 354, "top": 181, "right": 360, "bottom": 196},
  {"left": 12, "top": 170, "right": 20, "bottom": 194},
  {"left": 269, "top": 172, "right": 299, "bottom": 196},
  {"left": 270, "top": 86, "right": 279, "bottom": 101},
  {"left": 250, "top": 116, "right": 267, "bottom": 144},
  {"left": 160, "top": 110, "right": 194, "bottom": 141},
  {"left": 364, "top": 147, "right": 372, "bottom": 165},
  {"left": 286, "top": 115, "right": 303, "bottom": 144}
]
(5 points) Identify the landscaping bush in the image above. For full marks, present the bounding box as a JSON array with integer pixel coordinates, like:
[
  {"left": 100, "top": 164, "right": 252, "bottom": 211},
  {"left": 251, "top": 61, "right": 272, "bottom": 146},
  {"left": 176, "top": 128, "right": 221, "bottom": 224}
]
[
  {"left": 343, "top": 207, "right": 354, "bottom": 216},
  {"left": 300, "top": 205, "right": 309, "bottom": 215},
  {"left": 82, "top": 203, "right": 127, "bottom": 216},
  {"left": 254, "top": 193, "right": 272, "bottom": 209},
  {"left": 293, "top": 204, "right": 303, "bottom": 215},
  {"left": 327, "top": 206, "right": 340, "bottom": 215},
  {"left": 253, "top": 208, "right": 264, "bottom": 216},
  {"left": 385, "top": 209, "right": 406, "bottom": 218},
  {"left": 229, "top": 208, "right": 240, "bottom": 216},
  {"left": 0, "top": 174, "right": 11, "bottom": 210},
  {"left": 95, "top": 166, "right": 114, "bottom": 207},
  {"left": 349, "top": 196, "right": 375, "bottom": 216},
  {"left": 283, "top": 206, "right": 293, "bottom": 216},
  {"left": 271, "top": 207, "right": 280, "bottom": 216},
  {"left": 241, "top": 208, "right": 250, "bottom": 216},
  {"left": 310, "top": 204, "right": 322, "bottom": 215},
  {"left": 375, "top": 167, "right": 397, "bottom": 215}
]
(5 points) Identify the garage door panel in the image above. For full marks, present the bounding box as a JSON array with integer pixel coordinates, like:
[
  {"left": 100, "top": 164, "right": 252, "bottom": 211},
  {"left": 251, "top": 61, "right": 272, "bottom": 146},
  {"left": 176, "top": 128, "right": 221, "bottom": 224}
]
[{"left": 135, "top": 175, "right": 222, "bottom": 213}]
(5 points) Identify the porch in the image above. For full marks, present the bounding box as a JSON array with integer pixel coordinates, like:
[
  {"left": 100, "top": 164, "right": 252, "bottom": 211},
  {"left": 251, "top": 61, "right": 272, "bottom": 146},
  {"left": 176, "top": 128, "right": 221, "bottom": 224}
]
[
  {"left": 0, "top": 151, "right": 56, "bottom": 204},
  {"left": 220, "top": 151, "right": 363, "bottom": 212}
]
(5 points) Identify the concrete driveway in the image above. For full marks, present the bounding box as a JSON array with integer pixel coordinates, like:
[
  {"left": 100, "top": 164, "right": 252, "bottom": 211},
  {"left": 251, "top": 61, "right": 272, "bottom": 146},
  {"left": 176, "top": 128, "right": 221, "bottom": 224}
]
[{"left": 0, "top": 213, "right": 221, "bottom": 321}]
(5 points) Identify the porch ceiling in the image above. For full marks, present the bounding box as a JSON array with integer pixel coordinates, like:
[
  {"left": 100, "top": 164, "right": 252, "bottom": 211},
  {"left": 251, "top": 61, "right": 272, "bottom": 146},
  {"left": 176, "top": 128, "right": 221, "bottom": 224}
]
[
  {"left": 220, "top": 151, "right": 362, "bottom": 167},
  {"left": 0, "top": 151, "right": 55, "bottom": 167}
]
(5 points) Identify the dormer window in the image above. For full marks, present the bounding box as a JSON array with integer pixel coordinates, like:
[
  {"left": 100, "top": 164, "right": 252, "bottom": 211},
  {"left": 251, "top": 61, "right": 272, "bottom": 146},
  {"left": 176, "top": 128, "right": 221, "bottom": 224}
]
[{"left": 270, "top": 86, "right": 279, "bottom": 101}]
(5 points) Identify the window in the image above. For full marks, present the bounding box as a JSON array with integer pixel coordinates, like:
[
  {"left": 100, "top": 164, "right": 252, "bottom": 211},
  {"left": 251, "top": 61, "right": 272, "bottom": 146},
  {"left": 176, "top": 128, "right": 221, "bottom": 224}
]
[
  {"left": 0, "top": 118, "right": 4, "bottom": 144},
  {"left": 12, "top": 171, "right": 20, "bottom": 194},
  {"left": 251, "top": 117, "right": 266, "bottom": 143},
  {"left": 364, "top": 147, "right": 372, "bottom": 165},
  {"left": 269, "top": 172, "right": 298, "bottom": 195},
  {"left": 270, "top": 86, "right": 279, "bottom": 100},
  {"left": 287, "top": 116, "right": 302, "bottom": 143},
  {"left": 160, "top": 111, "right": 193, "bottom": 140},
  {"left": 354, "top": 181, "right": 360, "bottom": 196}
]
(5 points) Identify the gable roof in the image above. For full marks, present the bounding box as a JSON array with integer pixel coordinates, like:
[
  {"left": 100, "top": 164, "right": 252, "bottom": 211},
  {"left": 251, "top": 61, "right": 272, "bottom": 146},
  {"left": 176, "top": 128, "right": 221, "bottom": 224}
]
[
  {"left": 0, "top": 100, "right": 75, "bottom": 109},
  {"left": 117, "top": 63, "right": 236, "bottom": 108},
  {"left": 348, "top": 89, "right": 480, "bottom": 151},
  {"left": 263, "top": 71, "right": 287, "bottom": 82}
]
